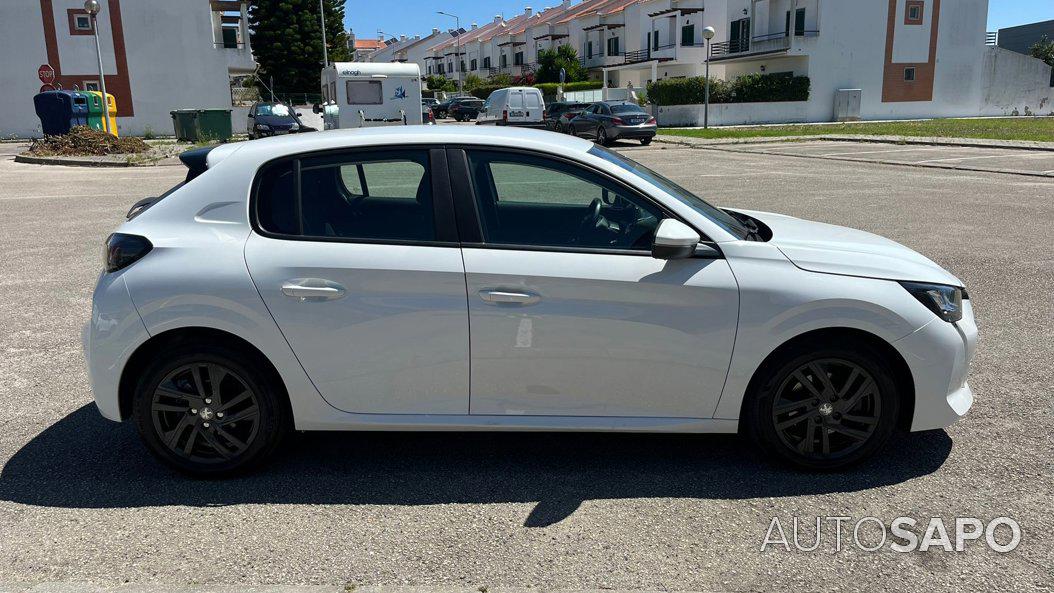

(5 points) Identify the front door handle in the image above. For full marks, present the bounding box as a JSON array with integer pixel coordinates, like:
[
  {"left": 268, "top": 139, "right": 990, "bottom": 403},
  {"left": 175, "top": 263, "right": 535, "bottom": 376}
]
[
  {"left": 282, "top": 279, "right": 346, "bottom": 301},
  {"left": 479, "top": 289, "right": 540, "bottom": 306}
]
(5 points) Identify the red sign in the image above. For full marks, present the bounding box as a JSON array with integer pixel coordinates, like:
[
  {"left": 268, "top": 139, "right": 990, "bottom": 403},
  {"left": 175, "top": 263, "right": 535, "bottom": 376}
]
[
  {"left": 38, "top": 64, "right": 56, "bottom": 84},
  {"left": 39, "top": 84, "right": 56, "bottom": 93}
]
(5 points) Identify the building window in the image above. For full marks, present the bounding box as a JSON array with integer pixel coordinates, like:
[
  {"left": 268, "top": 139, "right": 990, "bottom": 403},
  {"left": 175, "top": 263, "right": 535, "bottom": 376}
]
[
  {"left": 68, "top": 9, "right": 94, "bottom": 35},
  {"left": 904, "top": 67, "right": 916, "bottom": 81},
  {"left": 607, "top": 36, "right": 620, "bottom": 55},
  {"left": 680, "top": 24, "right": 694, "bottom": 46},
  {"left": 794, "top": 8, "right": 806, "bottom": 36},
  {"left": 483, "top": 56, "right": 491, "bottom": 68},
  {"left": 652, "top": 30, "right": 659, "bottom": 50},
  {"left": 500, "top": 54, "right": 507, "bottom": 68},
  {"left": 84, "top": 81, "right": 101, "bottom": 91},
  {"left": 460, "top": 59, "right": 466, "bottom": 72},
  {"left": 470, "top": 58, "right": 477, "bottom": 70},
  {"left": 905, "top": 1, "right": 924, "bottom": 25},
  {"left": 586, "top": 41, "right": 593, "bottom": 58},
  {"left": 514, "top": 51, "right": 524, "bottom": 66},
  {"left": 427, "top": 65, "right": 433, "bottom": 75}
]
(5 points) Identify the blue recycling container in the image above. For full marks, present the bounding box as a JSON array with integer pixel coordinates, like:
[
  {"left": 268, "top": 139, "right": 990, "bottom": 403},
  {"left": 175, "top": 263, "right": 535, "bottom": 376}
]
[
  {"left": 69, "top": 91, "right": 90, "bottom": 128},
  {"left": 33, "top": 91, "right": 75, "bottom": 136}
]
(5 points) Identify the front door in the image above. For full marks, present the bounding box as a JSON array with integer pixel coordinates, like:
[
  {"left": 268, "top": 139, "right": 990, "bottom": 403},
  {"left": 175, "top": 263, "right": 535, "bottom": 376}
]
[
  {"left": 454, "top": 148, "right": 739, "bottom": 418},
  {"left": 244, "top": 148, "right": 470, "bottom": 415}
]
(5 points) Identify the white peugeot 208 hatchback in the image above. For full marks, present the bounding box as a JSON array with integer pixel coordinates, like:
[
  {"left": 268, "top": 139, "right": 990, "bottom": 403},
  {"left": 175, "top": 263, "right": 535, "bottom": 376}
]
[{"left": 86, "top": 127, "right": 976, "bottom": 475}]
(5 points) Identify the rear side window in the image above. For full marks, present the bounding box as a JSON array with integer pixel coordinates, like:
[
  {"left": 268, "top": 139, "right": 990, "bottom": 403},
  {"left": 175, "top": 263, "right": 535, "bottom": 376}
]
[
  {"left": 255, "top": 150, "right": 436, "bottom": 242},
  {"left": 525, "top": 92, "right": 541, "bottom": 109},
  {"left": 509, "top": 92, "right": 524, "bottom": 109}
]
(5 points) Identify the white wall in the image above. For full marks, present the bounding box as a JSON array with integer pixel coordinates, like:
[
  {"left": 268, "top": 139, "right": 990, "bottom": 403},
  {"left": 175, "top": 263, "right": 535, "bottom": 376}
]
[
  {"left": 652, "top": 101, "right": 811, "bottom": 126},
  {"left": 980, "top": 47, "right": 1054, "bottom": 116}
]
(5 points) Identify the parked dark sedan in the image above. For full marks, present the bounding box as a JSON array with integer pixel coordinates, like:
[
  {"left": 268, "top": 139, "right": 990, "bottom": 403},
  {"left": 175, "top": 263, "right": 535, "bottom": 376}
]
[
  {"left": 434, "top": 96, "right": 480, "bottom": 119},
  {"left": 544, "top": 101, "right": 590, "bottom": 133},
  {"left": 246, "top": 102, "right": 313, "bottom": 139},
  {"left": 569, "top": 101, "right": 656, "bottom": 145},
  {"left": 449, "top": 98, "right": 485, "bottom": 121}
]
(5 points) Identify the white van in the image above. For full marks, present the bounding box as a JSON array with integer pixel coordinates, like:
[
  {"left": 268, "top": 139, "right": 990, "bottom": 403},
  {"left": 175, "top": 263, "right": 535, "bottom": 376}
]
[
  {"left": 477, "top": 86, "right": 545, "bottom": 126},
  {"left": 317, "top": 62, "right": 423, "bottom": 129}
]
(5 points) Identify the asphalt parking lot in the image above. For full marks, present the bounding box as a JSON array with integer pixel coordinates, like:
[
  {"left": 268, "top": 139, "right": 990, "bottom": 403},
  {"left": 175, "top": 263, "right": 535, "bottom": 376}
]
[
  {"left": 714, "top": 139, "right": 1054, "bottom": 176},
  {"left": 0, "top": 139, "right": 1051, "bottom": 591}
]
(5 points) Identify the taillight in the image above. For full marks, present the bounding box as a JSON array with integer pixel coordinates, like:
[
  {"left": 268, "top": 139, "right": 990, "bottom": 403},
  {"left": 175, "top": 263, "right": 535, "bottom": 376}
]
[
  {"left": 612, "top": 117, "right": 625, "bottom": 125},
  {"left": 563, "top": 112, "right": 575, "bottom": 119},
  {"left": 104, "top": 233, "right": 152, "bottom": 273},
  {"left": 503, "top": 109, "right": 508, "bottom": 123},
  {"left": 646, "top": 116, "right": 656, "bottom": 124},
  {"left": 542, "top": 110, "right": 548, "bottom": 118}
]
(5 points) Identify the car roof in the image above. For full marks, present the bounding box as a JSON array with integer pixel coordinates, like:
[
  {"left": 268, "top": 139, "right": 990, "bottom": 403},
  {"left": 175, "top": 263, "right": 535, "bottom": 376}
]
[{"left": 207, "top": 126, "right": 596, "bottom": 168}]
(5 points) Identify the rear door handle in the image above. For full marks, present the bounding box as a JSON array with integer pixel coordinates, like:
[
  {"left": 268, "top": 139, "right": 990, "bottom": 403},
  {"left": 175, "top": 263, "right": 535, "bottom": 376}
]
[
  {"left": 479, "top": 289, "right": 540, "bottom": 305},
  {"left": 282, "top": 279, "right": 346, "bottom": 301}
]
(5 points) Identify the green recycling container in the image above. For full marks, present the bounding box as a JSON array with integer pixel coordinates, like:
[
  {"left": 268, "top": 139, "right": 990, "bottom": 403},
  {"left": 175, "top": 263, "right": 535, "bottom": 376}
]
[{"left": 170, "top": 109, "right": 233, "bottom": 142}]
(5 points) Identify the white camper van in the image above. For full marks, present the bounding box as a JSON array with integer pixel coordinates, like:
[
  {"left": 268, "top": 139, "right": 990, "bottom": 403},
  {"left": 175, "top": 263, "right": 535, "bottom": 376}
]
[
  {"left": 317, "top": 62, "right": 423, "bottom": 129},
  {"left": 477, "top": 86, "right": 545, "bottom": 126}
]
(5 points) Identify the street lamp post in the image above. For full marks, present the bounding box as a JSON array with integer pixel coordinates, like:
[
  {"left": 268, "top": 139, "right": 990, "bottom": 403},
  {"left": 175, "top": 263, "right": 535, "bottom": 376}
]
[
  {"left": 437, "top": 11, "right": 462, "bottom": 94},
  {"left": 702, "top": 26, "right": 715, "bottom": 129},
  {"left": 83, "top": 0, "right": 110, "bottom": 134},
  {"left": 319, "top": 0, "right": 329, "bottom": 67}
]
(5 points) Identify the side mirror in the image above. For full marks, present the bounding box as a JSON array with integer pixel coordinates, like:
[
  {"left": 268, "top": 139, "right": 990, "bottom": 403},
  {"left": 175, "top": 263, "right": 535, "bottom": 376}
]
[
  {"left": 312, "top": 104, "right": 322, "bottom": 114},
  {"left": 247, "top": 112, "right": 255, "bottom": 118},
  {"left": 652, "top": 219, "right": 700, "bottom": 260}
]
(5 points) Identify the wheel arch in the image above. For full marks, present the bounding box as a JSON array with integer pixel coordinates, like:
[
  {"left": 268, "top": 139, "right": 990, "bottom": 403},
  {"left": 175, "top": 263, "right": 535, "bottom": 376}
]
[
  {"left": 737, "top": 327, "right": 916, "bottom": 432},
  {"left": 117, "top": 326, "right": 292, "bottom": 423}
]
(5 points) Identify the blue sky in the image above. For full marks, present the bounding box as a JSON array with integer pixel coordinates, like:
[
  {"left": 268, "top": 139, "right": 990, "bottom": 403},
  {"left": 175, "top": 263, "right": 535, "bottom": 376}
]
[{"left": 345, "top": 0, "right": 1053, "bottom": 40}]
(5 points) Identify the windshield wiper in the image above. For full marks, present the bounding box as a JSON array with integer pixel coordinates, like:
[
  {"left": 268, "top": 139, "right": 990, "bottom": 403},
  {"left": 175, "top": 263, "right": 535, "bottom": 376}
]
[{"left": 724, "top": 209, "right": 765, "bottom": 242}]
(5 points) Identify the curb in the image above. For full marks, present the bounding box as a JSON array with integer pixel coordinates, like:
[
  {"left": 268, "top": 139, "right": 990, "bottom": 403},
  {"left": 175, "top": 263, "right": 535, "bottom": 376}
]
[
  {"left": 14, "top": 154, "right": 133, "bottom": 167},
  {"left": 0, "top": 585, "right": 706, "bottom": 593},
  {"left": 654, "top": 134, "right": 1054, "bottom": 152}
]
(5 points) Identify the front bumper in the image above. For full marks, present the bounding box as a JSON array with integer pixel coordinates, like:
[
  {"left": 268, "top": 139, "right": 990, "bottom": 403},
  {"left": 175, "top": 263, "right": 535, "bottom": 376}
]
[{"left": 893, "top": 299, "right": 978, "bottom": 431}]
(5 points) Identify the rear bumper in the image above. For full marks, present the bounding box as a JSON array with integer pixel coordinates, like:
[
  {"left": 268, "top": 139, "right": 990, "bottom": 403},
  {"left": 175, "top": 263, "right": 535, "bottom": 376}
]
[
  {"left": 611, "top": 125, "right": 657, "bottom": 139},
  {"left": 893, "top": 300, "right": 978, "bottom": 431}
]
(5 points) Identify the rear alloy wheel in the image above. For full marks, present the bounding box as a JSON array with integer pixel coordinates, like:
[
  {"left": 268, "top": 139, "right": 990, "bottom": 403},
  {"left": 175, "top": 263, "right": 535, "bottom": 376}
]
[
  {"left": 133, "top": 345, "right": 287, "bottom": 476},
  {"left": 597, "top": 126, "right": 608, "bottom": 146},
  {"left": 746, "top": 344, "right": 899, "bottom": 470}
]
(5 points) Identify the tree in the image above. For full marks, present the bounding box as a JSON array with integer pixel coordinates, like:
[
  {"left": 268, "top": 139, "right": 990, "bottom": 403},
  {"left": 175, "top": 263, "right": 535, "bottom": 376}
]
[
  {"left": 424, "top": 75, "right": 456, "bottom": 92},
  {"left": 533, "top": 45, "right": 588, "bottom": 84},
  {"left": 249, "top": 0, "right": 350, "bottom": 95},
  {"left": 1030, "top": 36, "right": 1054, "bottom": 68}
]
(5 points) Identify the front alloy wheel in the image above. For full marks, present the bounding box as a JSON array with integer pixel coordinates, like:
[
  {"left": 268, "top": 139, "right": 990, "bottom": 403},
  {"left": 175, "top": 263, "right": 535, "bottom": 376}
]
[{"left": 747, "top": 343, "right": 899, "bottom": 470}]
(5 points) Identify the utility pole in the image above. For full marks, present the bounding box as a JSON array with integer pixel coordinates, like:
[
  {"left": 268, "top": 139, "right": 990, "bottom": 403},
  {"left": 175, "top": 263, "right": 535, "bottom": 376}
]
[
  {"left": 83, "top": 0, "right": 111, "bottom": 134},
  {"left": 319, "top": 0, "right": 329, "bottom": 66},
  {"left": 702, "top": 26, "right": 715, "bottom": 129},
  {"left": 437, "top": 11, "right": 462, "bottom": 94}
]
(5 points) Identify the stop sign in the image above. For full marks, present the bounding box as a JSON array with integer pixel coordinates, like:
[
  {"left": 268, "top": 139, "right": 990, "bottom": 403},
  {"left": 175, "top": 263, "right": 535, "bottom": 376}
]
[{"left": 38, "top": 64, "right": 56, "bottom": 84}]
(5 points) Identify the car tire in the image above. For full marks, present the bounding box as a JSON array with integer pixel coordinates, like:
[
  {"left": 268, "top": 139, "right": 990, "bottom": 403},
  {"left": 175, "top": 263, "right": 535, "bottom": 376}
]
[
  {"left": 743, "top": 339, "right": 900, "bottom": 471},
  {"left": 596, "top": 127, "right": 608, "bottom": 146},
  {"left": 640, "top": 137, "right": 652, "bottom": 146},
  {"left": 132, "top": 343, "right": 289, "bottom": 477}
]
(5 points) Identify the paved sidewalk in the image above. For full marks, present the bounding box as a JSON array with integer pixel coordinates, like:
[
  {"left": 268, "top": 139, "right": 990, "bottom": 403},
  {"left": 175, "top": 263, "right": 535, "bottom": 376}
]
[
  {"left": 0, "top": 586, "right": 686, "bottom": 593},
  {"left": 654, "top": 133, "right": 1054, "bottom": 151}
]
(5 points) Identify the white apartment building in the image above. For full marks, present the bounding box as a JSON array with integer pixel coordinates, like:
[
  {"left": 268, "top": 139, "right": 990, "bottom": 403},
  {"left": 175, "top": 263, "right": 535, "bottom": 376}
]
[
  {"left": 0, "top": 0, "right": 255, "bottom": 137},
  {"left": 381, "top": 0, "right": 1052, "bottom": 123}
]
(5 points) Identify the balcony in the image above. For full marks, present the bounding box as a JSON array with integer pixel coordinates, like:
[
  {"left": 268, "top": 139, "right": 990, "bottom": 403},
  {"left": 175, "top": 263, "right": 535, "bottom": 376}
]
[{"left": 710, "top": 30, "right": 817, "bottom": 61}]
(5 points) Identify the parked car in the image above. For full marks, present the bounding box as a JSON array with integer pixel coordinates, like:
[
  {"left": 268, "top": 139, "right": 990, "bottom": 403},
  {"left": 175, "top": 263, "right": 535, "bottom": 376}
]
[
  {"left": 476, "top": 87, "right": 545, "bottom": 126},
  {"left": 433, "top": 96, "right": 474, "bottom": 119},
  {"left": 449, "top": 98, "right": 485, "bottom": 122},
  {"left": 569, "top": 101, "right": 656, "bottom": 145},
  {"left": 247, "top": 102, "right": 311, "bottom": 139},
  {"left": 88, "top": 127, "right": 975, "bottom": 476},
  {"left": 422, "top": 97, "right": 439, "bottom": 109},
  {"left": 544, "top": 101, "right": 590, "bottom": 133}
]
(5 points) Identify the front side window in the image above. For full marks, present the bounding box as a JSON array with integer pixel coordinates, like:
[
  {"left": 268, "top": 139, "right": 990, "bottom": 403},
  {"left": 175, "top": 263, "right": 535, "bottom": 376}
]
[
  {"left": 466, "top": 151, "right": 664, "bottom": 251},
  {"left": 589, "top": 145, "right": 749, "bottom": 240},
  {"left": 256, "top": 150, "right": 435, "bottom": 242}
]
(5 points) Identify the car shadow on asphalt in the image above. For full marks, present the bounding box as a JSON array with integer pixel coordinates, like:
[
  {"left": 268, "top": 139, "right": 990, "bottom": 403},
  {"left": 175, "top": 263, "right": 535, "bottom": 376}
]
[{"left": 0, "top": 404, "right": 953, "bottom": 527}]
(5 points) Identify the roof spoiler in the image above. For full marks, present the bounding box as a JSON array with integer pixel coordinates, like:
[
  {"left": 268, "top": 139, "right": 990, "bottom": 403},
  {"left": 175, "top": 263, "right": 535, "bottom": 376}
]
[{"left": 178, "top": 145, "right": 216, "bottom": 182}]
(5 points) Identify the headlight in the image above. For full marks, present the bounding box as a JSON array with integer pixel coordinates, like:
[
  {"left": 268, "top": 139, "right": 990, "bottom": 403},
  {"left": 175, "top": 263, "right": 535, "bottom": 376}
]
[
  {"left": 899, "top": 281, "right": 965, "bottom": 323},
  {"left": 289, "top": 122, "right": 300, "bottom": 130},
  {"left": 255, "top": 123, "right": 271, "bottom": 131}
]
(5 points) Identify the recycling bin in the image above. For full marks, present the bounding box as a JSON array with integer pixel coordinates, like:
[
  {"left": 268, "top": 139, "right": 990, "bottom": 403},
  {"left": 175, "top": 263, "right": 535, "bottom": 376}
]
[
  {"left": 170, "top": 109, "right": 233, "bottom": 142},
  {"left": 69, "top": 91, "right": 90, "bottom": 128},
  {"left": 33, "top": 91, "right": 74, "bottom": 136},
  {"left": 85, "top": 91, "right": 118, "bottom": 135}
]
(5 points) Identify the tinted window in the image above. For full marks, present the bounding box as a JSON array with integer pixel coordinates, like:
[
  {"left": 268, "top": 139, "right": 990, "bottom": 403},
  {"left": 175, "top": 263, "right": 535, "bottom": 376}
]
[
  {"left": 467, "top": 151, "right": 663, "bottom": 251},
  {"left": 256, "top": 151, "right": 435, "bottom": 242},
  {"left": 611, "top": 103, "right": 645, "bottom": 114}
]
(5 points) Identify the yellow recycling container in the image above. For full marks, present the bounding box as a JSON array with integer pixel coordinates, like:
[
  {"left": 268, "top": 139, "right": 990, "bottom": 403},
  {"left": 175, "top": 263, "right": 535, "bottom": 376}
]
[{"left": 85, "top": 91, "right": 118, "bottom": 136}]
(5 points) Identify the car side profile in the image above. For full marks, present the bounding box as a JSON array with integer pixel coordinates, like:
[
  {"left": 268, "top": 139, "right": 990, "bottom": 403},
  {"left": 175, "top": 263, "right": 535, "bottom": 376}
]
[
  {"left": 87, "top": 127, "right": 976, "bottom": 476},
  {"left": 570, "top": 101, "right": 657, "bottom": 145}
]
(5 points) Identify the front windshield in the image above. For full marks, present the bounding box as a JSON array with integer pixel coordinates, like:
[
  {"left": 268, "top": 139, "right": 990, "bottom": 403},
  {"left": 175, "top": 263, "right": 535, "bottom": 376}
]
[
  {"left": 588, "top": 145, "right": 750, "bottom": 240},
  {"left": 256, "top": 104, "right": 290, "bottom": 117}
]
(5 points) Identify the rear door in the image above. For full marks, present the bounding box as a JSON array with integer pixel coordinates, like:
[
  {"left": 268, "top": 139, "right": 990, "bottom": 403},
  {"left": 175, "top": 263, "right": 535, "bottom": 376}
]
[
  {"left": 523, "top": 90, "right": 543, "bottom": 122},
  {"left": 244, "top": 147, "right": 470, "bottom": 415},
  {"left": 507, "top": 89, "right": 525, "bottom": 123},
  {"left": 449, "top": 148, "right": 739, "bottom": 418}
]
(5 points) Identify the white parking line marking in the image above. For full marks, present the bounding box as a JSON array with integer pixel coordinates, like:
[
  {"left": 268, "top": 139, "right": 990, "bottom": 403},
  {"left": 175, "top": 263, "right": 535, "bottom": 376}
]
[
  {"left": 819, "top": 146, "right": 948, "bottom": 157},
  {"left": 915, "top": 153, "right": 1054, "bottom": 164}
]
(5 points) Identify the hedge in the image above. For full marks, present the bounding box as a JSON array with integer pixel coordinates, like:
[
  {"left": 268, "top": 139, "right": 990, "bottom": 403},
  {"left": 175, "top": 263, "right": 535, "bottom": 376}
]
[
  {"left": 646, "top": 73, "right": 810, "bottom": 106},
  {"left": 468, "top": 80, "right": 604, "bottom": 100}
]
